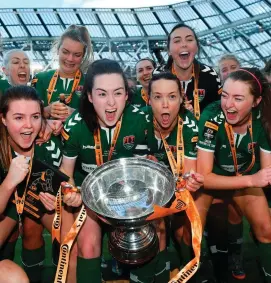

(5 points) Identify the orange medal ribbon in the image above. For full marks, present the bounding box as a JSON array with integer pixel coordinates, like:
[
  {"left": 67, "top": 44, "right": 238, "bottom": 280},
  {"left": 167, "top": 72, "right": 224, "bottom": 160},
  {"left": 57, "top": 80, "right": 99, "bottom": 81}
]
[
  {"left": 94, "top": 117, "right": 123, "bottom": 166},
  {"left": 9, "top": 146, "right": 34, "bottom": 236},
  {"left": 141, "top": 88, "right": 149, "bottom": 105},
  {"left": 225, "top": 115, "right": 255, "bottom": 176},
  {"left": 172, "top": 64, "right": 200, "bottom": 120},
  {"left": 47, "top": 69, "right": 81, "bottom": 105},
  {"left": 150, "top": 117, "right": 202, "bottom": 283}
]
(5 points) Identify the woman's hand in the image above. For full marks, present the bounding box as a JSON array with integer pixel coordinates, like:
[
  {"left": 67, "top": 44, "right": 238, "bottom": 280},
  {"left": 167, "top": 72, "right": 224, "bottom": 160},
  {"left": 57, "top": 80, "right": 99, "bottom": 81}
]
[
  {"left": 61, "top": 182, "right": 82, "bottom": 207},
  {"left": 50, "top": 102, "right": 69, "bottom": 120},
  {"left": 250, "top": 167, "right": 271, "bottom": 188},
  {"left": 6, "top": 156, "right": 30, "bottom": 189},
  {"left": 39, "top": 192, "right": 56, "bottom": 211},
  {"left": 147, "top": 155, "right": 158, "bottom": 162},
  {"left": 184, "top": 100, "right": 194, "bottom": 113},
  {"left": 185, "top": 171, "right": 204, "bottom": 192}
]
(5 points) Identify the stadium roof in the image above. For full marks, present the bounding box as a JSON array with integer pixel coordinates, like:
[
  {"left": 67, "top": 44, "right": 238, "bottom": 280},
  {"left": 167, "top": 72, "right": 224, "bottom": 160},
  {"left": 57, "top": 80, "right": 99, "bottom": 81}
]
[{"left": 0, "top": 0, "right": 270, "bottom": 75}]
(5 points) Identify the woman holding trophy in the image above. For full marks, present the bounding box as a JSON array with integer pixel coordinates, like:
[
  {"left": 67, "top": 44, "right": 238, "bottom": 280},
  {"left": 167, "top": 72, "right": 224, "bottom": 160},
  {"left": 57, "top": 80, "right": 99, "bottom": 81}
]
[{"left": 60, "top": 59, "right": 165, "bottom": 283}]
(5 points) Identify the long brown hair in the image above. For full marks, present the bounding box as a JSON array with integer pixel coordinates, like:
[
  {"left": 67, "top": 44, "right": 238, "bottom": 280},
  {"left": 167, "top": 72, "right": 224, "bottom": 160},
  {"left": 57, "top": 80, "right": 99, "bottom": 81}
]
[{"left": 0, "top": 86, "right": 44, "bottom": 171}]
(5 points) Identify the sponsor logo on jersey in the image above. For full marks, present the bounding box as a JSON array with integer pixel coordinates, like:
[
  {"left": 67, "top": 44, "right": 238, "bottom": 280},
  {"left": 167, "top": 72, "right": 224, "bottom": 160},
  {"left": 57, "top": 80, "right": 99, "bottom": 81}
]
[
  {"left": 123, "top": 135, "right": 135, "bottom": 150},
  {"left": 82, "top": 163, "right": 97, "bottom": 173},
  {"left": 83, "top": 145, "right": 95, "bottom": 150},
  {"left": 248, "top": 142, "right": 257, "bottom": 153}
]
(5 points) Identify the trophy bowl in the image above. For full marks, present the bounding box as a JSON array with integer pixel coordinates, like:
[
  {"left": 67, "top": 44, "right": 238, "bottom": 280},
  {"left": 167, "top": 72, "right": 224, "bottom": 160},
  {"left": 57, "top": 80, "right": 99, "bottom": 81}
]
[{"left": 81, "top": 157, "right": 175, "bottom": 264}]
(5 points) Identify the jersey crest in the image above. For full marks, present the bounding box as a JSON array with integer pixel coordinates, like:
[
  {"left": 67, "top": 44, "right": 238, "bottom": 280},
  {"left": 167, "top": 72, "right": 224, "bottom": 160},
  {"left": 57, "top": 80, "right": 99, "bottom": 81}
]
[
  {"left": 194, "top": 89, "right": 205, "bottom": 102},
  {"left": 248, "top": 142, "right": 257, "bottom": 153},
  {"left": 75, "top": 85, "right": 83, "bottom": 96},
  {"left": 123, "top": 135, "right": 135, "bottom": 150}
]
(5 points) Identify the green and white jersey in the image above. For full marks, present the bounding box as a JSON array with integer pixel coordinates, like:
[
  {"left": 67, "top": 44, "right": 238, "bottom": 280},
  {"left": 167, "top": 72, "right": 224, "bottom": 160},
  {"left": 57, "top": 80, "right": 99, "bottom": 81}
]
[
  {"left": 130, "top": 87, "right": 148, "bottom": 108},
  {"left": 145, "top": 108, "right": 198, "bottom": 167},
  {"left": 198, "top": 101, "right": 271, "bottom": 176},
  {"left": 62, "top": 105, "right": 150, "bottom": 186},
  {"left": 31, "top": 69, "right": 84, "bottom": 108},
  {"left": 0, "top": 79, "right": 11, "bottom": 97}
]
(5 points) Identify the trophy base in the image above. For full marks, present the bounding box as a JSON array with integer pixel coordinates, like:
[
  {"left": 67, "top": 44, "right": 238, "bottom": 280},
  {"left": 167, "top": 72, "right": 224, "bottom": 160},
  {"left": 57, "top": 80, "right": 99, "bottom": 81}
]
[{"left": 108, "top": 224, "right": 159, "bottom": 265}]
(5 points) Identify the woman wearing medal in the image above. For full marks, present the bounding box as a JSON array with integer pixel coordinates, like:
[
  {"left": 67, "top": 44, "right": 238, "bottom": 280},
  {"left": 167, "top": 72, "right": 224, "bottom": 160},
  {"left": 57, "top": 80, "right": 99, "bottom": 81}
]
[
  {"left": 130, "top": 58, "right": 156, "bottom": 108},
  {"left": 0, "top": 50, "right": 63, "bottom": 283},
  {"left": 32, "top": 24, "right": 93, "bottom": 121},
  {"left": 0, "top": 86, "right": 63, "bottom": 281},
  {"left": 59, "top": 59, "right": 166, "bottom": 283},
  {"left": 193, "top": 68, "right": 271, "bottom": 282},
  {"left": 156, "top": 23, "right": 222, "bottom": 120},
  {"left": 145, "top": 72, "right": 204, "bottom": 282}
]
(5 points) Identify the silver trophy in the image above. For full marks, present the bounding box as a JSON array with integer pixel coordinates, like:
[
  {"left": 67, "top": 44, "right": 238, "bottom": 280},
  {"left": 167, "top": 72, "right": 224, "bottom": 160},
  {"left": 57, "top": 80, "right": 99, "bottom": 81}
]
[{"left": 81, "top": 157, "right": 175, "bottom": 264}]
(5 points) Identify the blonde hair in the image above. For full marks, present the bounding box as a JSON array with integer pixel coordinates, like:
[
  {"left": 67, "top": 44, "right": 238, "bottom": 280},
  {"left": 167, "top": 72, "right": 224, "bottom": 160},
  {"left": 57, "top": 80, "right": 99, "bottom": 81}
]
[{"left": 53, "top": 25, "right": 93, "bottom": 73}]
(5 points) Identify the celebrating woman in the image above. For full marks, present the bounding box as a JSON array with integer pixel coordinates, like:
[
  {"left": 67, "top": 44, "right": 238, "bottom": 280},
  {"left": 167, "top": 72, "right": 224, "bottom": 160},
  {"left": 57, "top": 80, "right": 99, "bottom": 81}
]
[
  {"left": 156, "top": 23, "right": 221, "bottom": 120},
  {"left": 0, "top": 86, "right": 63, "bottom": 282},
  {"left": 131, "top": 58, "right": 156, "bottom": 108},
  {"left": 194, "top": 68, "right": 271, "bottom": 282},
  {"left": 32, "top": 24, "right": 93, "bottom": 121},
  {"left": 60, "top": 59, "right": 154, "bottom": 283}
]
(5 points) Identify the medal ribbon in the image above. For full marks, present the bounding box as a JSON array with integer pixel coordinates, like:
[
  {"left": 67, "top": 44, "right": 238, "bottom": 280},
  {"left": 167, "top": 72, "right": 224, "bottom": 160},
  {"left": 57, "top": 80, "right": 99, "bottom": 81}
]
[
  {"left": 47, "top": 69, "right": 81, "bottom": 105},
  {"left": 94, "top": 117, "right": 123, "bottom": 166},
  {"left": 172, "top": 64, "right": 200, "bottom": 120},
  {"left": 9, "top": 146, "right": 34, "bottom": 236},
  {"left": 141, "top": 88, "right": 149, "bottom": 105},
  {"left": 225, "top": 115, "right": 255, "bottom": 176},
  {"left": 153, "top": 117, "right": 202, "bottom": 283},
  {"left": 54, "top": 205, "right": 87, "bottom": 283}
]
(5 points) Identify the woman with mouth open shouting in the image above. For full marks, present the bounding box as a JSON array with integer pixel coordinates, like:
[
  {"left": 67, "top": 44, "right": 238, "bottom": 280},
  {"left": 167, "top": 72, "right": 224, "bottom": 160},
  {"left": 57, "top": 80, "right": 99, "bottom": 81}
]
[
  {"left": 0, "top": 49, "right": 31, "bottom": 97},
  {"left": 59, "top": 59, "right": 160, "bottom": 283},
  {"left": 32, "top": 24, "right": 93, "bottom": 122},
  {"left": 156, "top": 23, "right": 222, "bottom": 120},
  {"left": 131, "top": 58, "right": 156, "bottom": 108},
  {"left": 0, "top": 86, "right": 63, "bottom": 282},
  {"left": 144, "top": 72, "right": 204, "bottom": 282},
  {"left": 188, "top": 68, "right": 271, "bottom": 283}
]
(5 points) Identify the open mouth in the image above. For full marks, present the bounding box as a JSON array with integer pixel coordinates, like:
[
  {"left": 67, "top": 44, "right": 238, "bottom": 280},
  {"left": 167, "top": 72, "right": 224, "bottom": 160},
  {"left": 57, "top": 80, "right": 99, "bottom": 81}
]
[
  {"left": 143, "top": 76, "right": 151, "bottom": 82},
  {"left": 18, "top": 72, "right": 27, "bottom": 80},
  {"left": 161, "top": 113, "right": 170, "bottom": 125},
  {"left": 226, "top": 110, "right": 238, "bottom": 120},
  {"left": 20, "top": 132, "right": 33, "bottom": 141},
  {"left": 105, "top": 109, "right": 117, "bottom": 121},
  {"left": 179, "top": 51, "right": 190, "bottom": 60}
]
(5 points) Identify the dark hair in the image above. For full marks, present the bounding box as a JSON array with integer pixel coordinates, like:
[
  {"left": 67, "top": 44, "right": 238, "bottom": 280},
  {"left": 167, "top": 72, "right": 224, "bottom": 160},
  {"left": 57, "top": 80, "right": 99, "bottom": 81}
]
[
  {"left": 80, "top": 59, "right": 130, "bottom": 132},
  {"left": 0, "top": 86, "right": 44, "bottom": 171},
  {"left": 263, "top": 59, "right": 271, "bottom": 77},
  {"left": 165, "top": 23, "right": 200, "bottom": 70},
  {"left": 54, "top": 24, "right": 93, "bottom": 73},
  {"left": 226, "top": 67, "right": 271, "bottom": 141},
  {"left": 136, "top": 58, "right": 157, "bottom": 70},
  {"left": 148, "top": 72, "right": 185, "bottom": 114}
]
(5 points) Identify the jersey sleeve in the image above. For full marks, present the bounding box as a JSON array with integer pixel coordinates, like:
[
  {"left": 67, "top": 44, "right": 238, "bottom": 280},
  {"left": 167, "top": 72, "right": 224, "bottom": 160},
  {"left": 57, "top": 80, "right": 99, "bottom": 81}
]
[
  {"left": 259, "top": 127, "right": 271, "bottom": 153},
  {"left": 31, "top": 72, "right": 46, "bottom": 102},
  {"left": 62, "top": 112, "right": 83, "bottom": 158},
  {"left": 43, "top": 136, "right": 63, "bottom": 168},
  {"left": 183, "top": 112, "right": 198, "bottom": 159}
]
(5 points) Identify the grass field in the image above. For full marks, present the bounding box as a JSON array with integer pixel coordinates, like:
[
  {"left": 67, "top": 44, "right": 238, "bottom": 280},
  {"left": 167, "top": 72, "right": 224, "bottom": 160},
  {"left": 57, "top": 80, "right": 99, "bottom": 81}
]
[{"left": 13, "top": 218, "right": 265, "bottom": 282}]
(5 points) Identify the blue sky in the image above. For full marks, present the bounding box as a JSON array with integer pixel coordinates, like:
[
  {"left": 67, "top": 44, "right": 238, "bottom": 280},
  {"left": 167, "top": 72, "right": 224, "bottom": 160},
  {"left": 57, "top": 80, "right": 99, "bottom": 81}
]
[{"left": 0, "top": 0, "right": 184, "bottom": 8}]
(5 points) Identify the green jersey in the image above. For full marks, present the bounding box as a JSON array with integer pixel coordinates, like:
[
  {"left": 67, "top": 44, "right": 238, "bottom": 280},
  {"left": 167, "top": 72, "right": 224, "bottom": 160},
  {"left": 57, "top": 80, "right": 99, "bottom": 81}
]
[
  {"left": 62, "top": 105, "right": 150, "bottom": 186},
  {"left": 198, "top": 101, "right": 271, "bottom": 176},
  {"left": 1, "top": 135, "right": 63, "bottom": 221},
  {"left": 145, "top": 107, "right": 198, "bottom": 167},
  {"left": 31, "top": 69, "right": 84, "bottom": 108},
  {"left": 130, "top": 87, "right": 149, "bottom": 108},
  {"left": 0, "top": 79, "right": 11, "bottom": 97}
]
